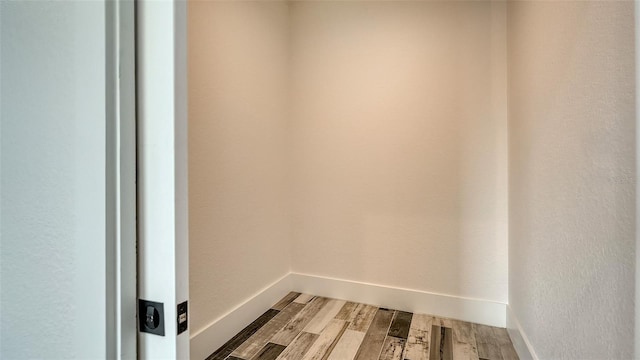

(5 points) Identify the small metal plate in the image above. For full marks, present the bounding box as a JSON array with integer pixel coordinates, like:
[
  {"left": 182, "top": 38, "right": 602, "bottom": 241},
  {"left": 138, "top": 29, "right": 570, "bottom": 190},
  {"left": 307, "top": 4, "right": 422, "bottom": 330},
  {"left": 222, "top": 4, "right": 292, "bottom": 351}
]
[{"left": 177, "top": 301, "right": 188, "bottom": 335}]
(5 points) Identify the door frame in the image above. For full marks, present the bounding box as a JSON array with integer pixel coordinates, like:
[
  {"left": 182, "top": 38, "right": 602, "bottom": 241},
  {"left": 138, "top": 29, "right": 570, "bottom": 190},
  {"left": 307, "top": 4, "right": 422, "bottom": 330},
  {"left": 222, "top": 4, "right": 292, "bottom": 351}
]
[
  {"left": 136, "top": 0, "right": 190, "bottom": 358},
  {"left": 105, "top": 0, "right": 189, "bottom": 358}
]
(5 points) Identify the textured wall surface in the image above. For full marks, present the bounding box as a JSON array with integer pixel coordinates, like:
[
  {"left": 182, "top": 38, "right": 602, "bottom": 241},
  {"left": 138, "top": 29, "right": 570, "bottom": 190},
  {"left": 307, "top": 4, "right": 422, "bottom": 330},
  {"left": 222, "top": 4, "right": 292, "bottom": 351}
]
[
  {"left": 0, "top": 1, "right": 107, "bottom": 358},
  {"left": 188, "top": 1, "right": 291, "bottom": 335},
  {"left": 507, "top": 1, "right": 635, "bottom": 358},
  {"left": 289, "top": 1, "right": 508, "bottom": 303}
]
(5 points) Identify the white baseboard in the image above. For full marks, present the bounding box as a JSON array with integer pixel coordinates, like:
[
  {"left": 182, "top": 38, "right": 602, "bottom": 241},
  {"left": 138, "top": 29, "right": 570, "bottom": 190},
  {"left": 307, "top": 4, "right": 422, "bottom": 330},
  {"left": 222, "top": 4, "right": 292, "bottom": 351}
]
[
  {"left": 190, "top": 272, "right": 508, "bottom": 359},
  {"left": 289, "top": 272, "right": 506, "bottom": 328},
  {"left": 189, "top": 273, "right": 293, "bottom": 360},
  {"left": 506, "top": 305, "right": 538, "bottom": 360}
]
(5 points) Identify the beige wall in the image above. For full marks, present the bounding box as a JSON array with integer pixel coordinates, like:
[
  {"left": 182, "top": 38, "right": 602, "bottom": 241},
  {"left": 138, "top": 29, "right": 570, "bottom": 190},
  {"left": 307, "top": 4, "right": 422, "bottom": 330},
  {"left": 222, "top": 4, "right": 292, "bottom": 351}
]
[
  {"left": 188, "top": 1, "right": 291, "bottom": 335},
  {"left": 189, "top": 0, "right": 510, "bottom": 336},
  {"left": 290, "top": 1, "right": 508, "bottom": 302},
  {"left": 507, "top": 1, "right": 635, "bottom": 358}
]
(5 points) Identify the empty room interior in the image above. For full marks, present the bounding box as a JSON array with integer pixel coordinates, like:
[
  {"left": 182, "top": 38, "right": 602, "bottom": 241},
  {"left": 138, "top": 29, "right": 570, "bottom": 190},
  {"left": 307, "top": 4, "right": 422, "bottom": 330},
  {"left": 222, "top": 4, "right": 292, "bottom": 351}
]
[{"left": 187, "top": 1, "right": 635, "bottom": 360}]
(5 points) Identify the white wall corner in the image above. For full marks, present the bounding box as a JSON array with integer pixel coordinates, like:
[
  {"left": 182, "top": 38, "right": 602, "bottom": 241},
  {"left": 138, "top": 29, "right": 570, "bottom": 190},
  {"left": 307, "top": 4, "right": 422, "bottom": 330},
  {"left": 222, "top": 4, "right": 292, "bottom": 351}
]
[
  {"left": 189, "top": 273, "right": 293, "bottom": 360},
  {"left": 506, "top": 305, "right": 538, "bottom": 360}
]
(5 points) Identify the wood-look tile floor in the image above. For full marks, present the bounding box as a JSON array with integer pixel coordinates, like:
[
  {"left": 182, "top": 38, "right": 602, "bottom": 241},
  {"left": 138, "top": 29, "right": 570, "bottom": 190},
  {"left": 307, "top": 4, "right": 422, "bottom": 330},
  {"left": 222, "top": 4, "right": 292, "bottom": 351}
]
[{"left": 206, "top": 292, "right": 519, "bottom": 360}]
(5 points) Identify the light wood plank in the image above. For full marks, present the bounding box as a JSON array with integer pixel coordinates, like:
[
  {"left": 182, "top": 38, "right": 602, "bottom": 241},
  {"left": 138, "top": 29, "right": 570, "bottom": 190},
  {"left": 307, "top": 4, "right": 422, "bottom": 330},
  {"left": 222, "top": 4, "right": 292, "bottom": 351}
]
[
  {"left": 271, "top": 297, "right": 331, "bottom": 346},
  {"left": 301, "top": 319, "right": 348, "bottom": 360},
  {"left": 304, "top": 299, "right": 347, "bottom": 334},
  {"left": 252, "top": 343, "right": 286, "bottom": 360},
  {"left": 451, "top": 319, "right": 480, "bottom": 360},
  {"left": 335, "top": 302, "right": 358, "bottom": 321},
  {"left": 347, "top": 304, "right": 378, "bottom": 332},
  {"left": 353, "top": 309, "right": 395, "bottom": 360},
  {"left": 402, "top": 313, "right": 432, "bottom": 360},
  {"left": 379, "top": 336, "right": 405, "bottom": 360},
  {"left": 474, "top": 324, "right": 502, "bottom": 360},
  {"left": 273, "top": 292, "right": 302, "bottom": 311},
  {"left": 492, "top": 327, "right": 511, "bottom": 346},
  {"left": 326, "top": 329, "right": 365, "bottom": 360},
  {"left": 493, "top": 328, "right": 518, "bottom": 360},
  {"left": 276, "top": 332, "right": 319, "bottom": 360},
  {"left": 232, "top": 303, "right": 306, "bottom": 359},
  {"left": 500, "top": 344, "right": 519, "bottom": 360},
  {"left": 430, "top": 325, "right": 453, "bottom": 360},
  {"left": 430, "top": 325, "right": 442, "bottom": 360},
  {"left": 443, "top": 327, "right": 453, "bottom": 360},
  {"left": 294, "top": 294, "right": 315, "bottom": 304}
]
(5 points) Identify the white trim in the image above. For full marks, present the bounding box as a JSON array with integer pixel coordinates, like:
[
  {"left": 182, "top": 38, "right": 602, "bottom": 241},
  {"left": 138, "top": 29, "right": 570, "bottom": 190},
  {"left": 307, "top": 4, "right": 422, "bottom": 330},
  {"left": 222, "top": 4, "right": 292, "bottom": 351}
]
[
  {"left": 137, "top": 0, "right": 189, "bottom": 357},
  {"left": 506, "top": 305, "right": 538, "bottom": 360},
  {"left": 289, "top": 273, "right": 506, "bottom": 328},
  {"left": 190, "top": 272, "right": 507, "bottom": 359},
  {"left": 190, "top": 274, "right": 293, "bottom": 360}
]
